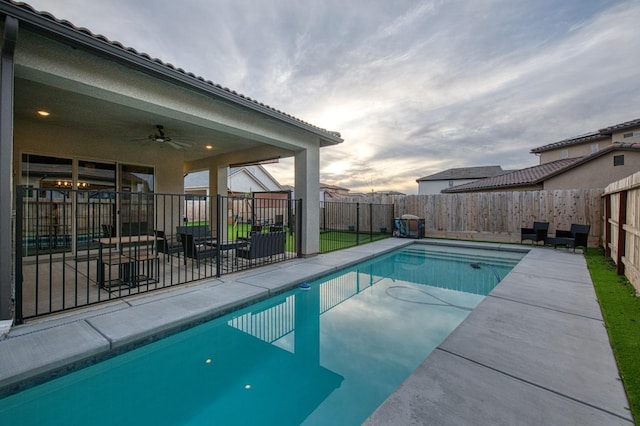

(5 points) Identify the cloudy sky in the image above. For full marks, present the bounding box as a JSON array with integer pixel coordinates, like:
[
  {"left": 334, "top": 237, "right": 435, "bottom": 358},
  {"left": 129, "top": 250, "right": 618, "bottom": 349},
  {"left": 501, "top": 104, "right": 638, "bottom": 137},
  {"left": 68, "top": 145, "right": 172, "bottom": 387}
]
[{"left": 23, "top": 0, "right": 640, "bottom": 194}]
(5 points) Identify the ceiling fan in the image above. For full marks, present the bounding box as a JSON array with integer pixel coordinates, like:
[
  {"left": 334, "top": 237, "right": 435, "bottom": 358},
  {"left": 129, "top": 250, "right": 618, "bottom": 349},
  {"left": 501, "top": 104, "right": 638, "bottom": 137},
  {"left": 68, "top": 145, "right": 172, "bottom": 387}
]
[{"left": 147, "top": 125, "right": 192, "bottom": 149}]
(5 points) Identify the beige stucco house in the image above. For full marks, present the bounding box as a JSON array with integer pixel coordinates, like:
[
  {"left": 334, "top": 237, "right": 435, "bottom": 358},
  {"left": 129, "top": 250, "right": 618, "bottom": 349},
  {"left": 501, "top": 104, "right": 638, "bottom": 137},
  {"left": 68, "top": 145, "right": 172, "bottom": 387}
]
[
  {"left": 0, "top": 2, "right": 342, "bottom": 320},
  {"left": 443, "top": 117, "right": 640, "bottom": 193}
]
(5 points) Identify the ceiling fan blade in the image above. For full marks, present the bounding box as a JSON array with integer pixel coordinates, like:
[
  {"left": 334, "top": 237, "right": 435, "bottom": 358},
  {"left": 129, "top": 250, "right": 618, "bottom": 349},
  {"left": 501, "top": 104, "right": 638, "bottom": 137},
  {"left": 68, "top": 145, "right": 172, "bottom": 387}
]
[
  {"left": 172, "top": 140, "right": 193, "bottom": 148},
  {"left": 167, "top": 141, "right": 189, "bottom": 149}
]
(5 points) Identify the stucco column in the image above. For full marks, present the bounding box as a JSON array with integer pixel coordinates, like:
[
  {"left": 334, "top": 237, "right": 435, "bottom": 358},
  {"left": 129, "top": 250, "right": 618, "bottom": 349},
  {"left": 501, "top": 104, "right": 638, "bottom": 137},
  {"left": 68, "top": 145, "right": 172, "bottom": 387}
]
[
  {"left": 295, "top": 146, "right": 320, "bottom": 256},
  {"left": 208, "top": 162, "right": 228, "bottom": 238},
  {"left": 0, "top": 17, "right": 18, "bottom": 321}
]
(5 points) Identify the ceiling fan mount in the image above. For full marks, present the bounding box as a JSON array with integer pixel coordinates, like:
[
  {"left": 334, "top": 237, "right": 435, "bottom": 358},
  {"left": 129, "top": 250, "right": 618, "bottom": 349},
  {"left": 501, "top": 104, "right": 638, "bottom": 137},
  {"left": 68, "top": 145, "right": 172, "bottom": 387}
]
[
  {"left": 145, "top": 125, "right": 192, "bottom": 149},
  {"left": 149, "top": 124, "right": 171, "bottom": 143}
]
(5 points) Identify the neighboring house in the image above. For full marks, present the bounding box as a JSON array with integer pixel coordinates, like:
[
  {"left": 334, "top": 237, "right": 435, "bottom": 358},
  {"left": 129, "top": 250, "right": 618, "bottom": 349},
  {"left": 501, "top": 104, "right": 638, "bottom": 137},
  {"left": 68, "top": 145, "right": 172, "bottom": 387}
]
[
  {"left": 416, "top": 166, "right": 505, "bottom": 194},
  {"left": 320, "top": 183, "right": 351, "bottom": 202},
  {"left": 531, "top": 117, "right": 640, "bottom": 164},
  {"left": 0, "top": 2, "right": 342, "bottom": 320},
  {"left": 184, "top": 165, "right": 284, "bottom": 197},
  {"left": 443, "top": 117, "right": 640, "bottom": 193}
]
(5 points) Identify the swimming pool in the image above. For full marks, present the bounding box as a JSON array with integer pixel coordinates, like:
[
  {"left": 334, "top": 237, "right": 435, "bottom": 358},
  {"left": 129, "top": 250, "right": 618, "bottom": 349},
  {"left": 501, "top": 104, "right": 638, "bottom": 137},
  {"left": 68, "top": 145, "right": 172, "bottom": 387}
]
[{"left": 0, "top": 244, "right": 524, "bottom": 425}]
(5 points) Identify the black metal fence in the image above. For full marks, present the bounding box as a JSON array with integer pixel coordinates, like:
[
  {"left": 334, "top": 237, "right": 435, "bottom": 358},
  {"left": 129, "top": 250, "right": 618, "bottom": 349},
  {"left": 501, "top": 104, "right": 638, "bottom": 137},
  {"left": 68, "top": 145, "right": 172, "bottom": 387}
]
[
  {"left": 319, "top": 201, "right": 394, "bottom": 253},
  {"left": 14, "top": 187, "right": 300, "bottom": 322}
]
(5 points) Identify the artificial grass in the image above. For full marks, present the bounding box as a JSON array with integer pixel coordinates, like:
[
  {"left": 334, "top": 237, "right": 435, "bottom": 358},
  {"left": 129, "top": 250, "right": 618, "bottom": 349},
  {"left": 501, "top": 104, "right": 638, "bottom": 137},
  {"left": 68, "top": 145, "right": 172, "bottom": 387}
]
[
  {"left": 585, "top": 247, "right": 640, "bottom": 424},
  {"left": 188, "top": 222, "right": 389, "bottom": 253}
]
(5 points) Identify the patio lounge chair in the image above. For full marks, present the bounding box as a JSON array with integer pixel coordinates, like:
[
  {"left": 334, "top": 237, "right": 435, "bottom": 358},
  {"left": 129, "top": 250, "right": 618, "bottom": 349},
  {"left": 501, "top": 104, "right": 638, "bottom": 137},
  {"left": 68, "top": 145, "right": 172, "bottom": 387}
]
[
  {"left": 520, "top": 221, "right": 549, "bottom": 245},
  {"left": 549, "top": 223, "right": 590, "bottom": 252},
  {"left": 179, "top": 232, "right": 216, "bottom": 268},
  {"left": 236, "top": 231, "right": 286, "bottom": 263},
  {"left": 154, "top": 230, "right": 183, "bottom": 262}
]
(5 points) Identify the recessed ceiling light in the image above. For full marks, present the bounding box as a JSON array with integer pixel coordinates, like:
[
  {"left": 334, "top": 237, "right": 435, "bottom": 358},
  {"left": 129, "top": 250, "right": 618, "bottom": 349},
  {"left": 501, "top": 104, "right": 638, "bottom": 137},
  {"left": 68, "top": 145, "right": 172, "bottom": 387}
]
[
  {"left": 37, "top": 110, "right": 50, "bottom": 117},
  {"left": 205, "top": 145, "right": 213, "bottom": 150}
]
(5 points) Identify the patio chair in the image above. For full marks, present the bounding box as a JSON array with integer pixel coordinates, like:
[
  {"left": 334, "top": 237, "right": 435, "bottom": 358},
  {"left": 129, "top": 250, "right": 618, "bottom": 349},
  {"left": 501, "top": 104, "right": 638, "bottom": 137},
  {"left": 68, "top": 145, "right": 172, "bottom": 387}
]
[
  {"left": 236, "top": 231, "right": 286, "bottom": 263},
  {"left": 154, "top": 230, "right": 183, "bottom": 262},
  {"left": 102, "top": 224, "right": 115, "bottom": 238},
  {"left": 551, "top": 223, "right": 591, "bottom": 252},
  {"left": 180, "top": 232, "right": 216, "bottom": 268},
  {"left": 520, "top": 221, "right": 549, "bottom": 245}
]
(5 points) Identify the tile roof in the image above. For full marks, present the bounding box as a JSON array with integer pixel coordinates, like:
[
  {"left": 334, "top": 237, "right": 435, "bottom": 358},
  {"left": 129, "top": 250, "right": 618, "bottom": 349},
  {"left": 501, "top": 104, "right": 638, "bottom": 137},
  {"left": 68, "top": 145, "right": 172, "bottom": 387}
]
[
  {"left": 530, "top": 116, "right": 640, "bottom": 153},
  {"left": 445, "top": 142, "right": 640, "bottom": 193},
  {"left": 530, "top": 132, "right": 606, "bottom": 154},
  {"left": 442, "top": 158, "right": 579, "bottom": 193},
  {"left": 320, "top": 183, "right": 350, "bottom": 192},
  {"left": 1, "top": 1, "right": 342, "bottom": 142},
  {"left": 599, "top": 117, "right": 640, "bottom": 133},
  {"left": 416, "top": 165, "right": 504, "bottom": 182}
]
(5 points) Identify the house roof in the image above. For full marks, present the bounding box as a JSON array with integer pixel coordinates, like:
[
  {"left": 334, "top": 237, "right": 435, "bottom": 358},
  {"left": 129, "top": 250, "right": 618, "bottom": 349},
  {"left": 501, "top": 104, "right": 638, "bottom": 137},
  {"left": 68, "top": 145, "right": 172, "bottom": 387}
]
[
  {"left": 320, "top": 183, "right": 350, "bottom": 192},
  {"left": 184, "top": 165, "right": 281, "bottom": 191},
  {"left": 442, "top": 158, "right": 579, "bottom": 193},
  {"left": 529, "top": 132, "right": 607, "bottom": 154},
  {"left": 530, "top": 116, "right": 640, "bottom": 154},
  {"left": 416, "top": 166, "right": 504, "bottom": 182},
  {"left": 444, "top": 142, "right": 640, "bottom": 193},
  {"left": 0, "top": 1, "right": 343, "bottom": 145},
  {"left": 599, "top": 117, "right": 640, "bottom": 133}
]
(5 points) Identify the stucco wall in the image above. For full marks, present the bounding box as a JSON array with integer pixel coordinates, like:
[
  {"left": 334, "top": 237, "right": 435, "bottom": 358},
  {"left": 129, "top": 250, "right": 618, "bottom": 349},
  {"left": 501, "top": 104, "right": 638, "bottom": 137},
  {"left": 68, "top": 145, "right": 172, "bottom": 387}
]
[
  {"left": 612, "top": 129, "right": 640, "bottom": 144},
  {"left": 538, "top": 139, "right": 612, "bottom": 164},
  {"left": 544, "top": 151, "right": 640, "bottom": 190}
]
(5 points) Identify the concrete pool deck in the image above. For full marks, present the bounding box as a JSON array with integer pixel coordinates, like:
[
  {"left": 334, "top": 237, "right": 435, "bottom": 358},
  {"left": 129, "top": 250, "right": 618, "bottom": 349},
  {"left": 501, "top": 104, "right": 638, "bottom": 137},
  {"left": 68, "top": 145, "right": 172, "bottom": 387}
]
[{"left": 0, "top": 239, "right": 633, "bottom": 425}]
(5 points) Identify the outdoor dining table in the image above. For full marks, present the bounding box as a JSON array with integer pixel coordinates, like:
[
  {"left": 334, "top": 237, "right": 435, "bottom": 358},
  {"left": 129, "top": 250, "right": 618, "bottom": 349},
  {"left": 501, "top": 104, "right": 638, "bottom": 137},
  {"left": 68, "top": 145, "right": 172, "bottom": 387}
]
[{"left": 95, "top": 235, "right": 160, "bottom": 288}]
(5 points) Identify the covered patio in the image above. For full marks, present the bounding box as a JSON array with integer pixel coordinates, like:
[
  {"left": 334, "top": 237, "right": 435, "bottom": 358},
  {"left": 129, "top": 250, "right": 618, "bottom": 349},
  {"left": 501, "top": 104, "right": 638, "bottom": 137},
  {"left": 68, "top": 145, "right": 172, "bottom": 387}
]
[{"left": 0, "top": 2, "right": 342, "bottom": 323}]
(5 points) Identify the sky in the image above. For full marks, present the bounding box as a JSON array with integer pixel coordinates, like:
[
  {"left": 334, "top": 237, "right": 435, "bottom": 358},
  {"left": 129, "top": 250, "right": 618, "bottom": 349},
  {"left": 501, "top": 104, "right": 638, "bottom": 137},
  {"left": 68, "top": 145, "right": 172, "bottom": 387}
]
[{"left": 22, "top": 0, "right": 640, "bottom": 194}]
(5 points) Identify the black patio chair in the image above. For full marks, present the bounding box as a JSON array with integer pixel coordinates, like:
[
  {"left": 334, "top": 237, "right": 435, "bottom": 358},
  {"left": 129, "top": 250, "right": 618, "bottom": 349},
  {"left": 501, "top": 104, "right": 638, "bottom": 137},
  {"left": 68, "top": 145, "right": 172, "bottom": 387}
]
[
  {"left": 520, "top": 221, "right": 549, "bottom": 245},
  {"left": 101, "top": 224, "right": 115, "bottom": 238},
  {"left": 180, "top": 232, "right": 216, "bottom": 268},
  {"left": 236, "top": 231, "right": 286, "bottom": 264},
  {"left": 552, "top": 224, "right": 591, "bottom": 252},
  {"left": 154, "top": 230, "right": 183, "bottom": 262}
]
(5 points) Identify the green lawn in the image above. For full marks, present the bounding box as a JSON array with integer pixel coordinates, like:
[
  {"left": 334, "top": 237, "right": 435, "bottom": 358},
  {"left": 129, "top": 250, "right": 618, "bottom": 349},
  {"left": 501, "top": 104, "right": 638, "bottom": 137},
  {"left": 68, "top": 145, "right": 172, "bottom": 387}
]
[
  {"left": 188, "top": 222, "right": 389, "bottom": 253},
  {"left": 586, "top": 248, "right": 640, "bottom": 424},
  {"left": 319, "top": 230, "right": 390, "bottom": 253}
]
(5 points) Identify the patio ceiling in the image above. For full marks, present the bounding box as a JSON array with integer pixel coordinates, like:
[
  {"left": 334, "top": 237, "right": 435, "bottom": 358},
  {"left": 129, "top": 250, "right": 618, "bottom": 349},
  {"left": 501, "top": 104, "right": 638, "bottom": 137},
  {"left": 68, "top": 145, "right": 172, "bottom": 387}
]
[{"left": 14, "top": 77, "right": 265, "bottom": 163}]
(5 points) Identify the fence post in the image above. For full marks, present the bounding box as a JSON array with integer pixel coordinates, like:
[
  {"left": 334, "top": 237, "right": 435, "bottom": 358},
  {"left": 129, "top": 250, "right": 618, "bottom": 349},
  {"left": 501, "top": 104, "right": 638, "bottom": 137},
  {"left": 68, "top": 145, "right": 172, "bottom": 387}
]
[
  {"left": 604, "top": 194, "right": 611, "bottom": 257},
  {"left": 369, "top": 203, "right": 373, "bottom": 239},
  {"left": 616, "top": 191, "right": 627, "bottom": 275},
  {"left": 15, "top": 186, "right": 24, "bottom": 324},
  {"left": 356, "top": 203, "right": 360, "bottom": 245},
  {"left": 216, "top": 195, "right": 221, "bottom": 277},
  {"left": 296, "top": 199, "right": 303, "bottom": 257}
]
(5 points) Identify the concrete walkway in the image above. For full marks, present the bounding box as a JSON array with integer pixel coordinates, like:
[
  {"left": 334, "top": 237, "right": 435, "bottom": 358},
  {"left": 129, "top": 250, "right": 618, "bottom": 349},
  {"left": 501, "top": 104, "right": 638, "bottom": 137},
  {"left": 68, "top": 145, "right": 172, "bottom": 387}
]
[
  {"left": 365, "top": 243, "right": 633, "bottom": 425},
  {"left": 0, "top": 239, "right": 633, "bottom": 425}
]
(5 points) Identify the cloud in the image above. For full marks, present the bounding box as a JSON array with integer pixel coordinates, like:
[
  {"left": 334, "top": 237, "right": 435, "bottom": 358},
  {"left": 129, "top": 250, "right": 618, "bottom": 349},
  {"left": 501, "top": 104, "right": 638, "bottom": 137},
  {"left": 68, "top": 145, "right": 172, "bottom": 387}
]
[{"left": 25, "top": 0, "right": 640, "bottom": 194}]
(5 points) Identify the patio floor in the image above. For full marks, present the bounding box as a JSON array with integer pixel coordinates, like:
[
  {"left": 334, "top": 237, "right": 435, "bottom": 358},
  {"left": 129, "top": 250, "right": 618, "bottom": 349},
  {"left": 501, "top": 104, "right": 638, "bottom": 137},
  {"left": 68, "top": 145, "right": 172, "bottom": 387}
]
[
  {"left": 18, "top": 248, "right": 277, "bottom": 319},
  {"left": 0, "top": 238, "right": 633, "bottom": 425}
]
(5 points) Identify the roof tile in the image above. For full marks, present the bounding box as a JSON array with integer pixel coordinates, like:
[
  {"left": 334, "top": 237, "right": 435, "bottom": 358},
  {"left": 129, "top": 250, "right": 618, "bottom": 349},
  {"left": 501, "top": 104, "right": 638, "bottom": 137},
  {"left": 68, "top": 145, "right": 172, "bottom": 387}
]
[
  {"left": 531, "top": 116, "right": 640, "bottom": 153},
  {"left": 442, "top": 158, "right": 579, "bottom": 193},
  {"left": 417, "top": 165, "right": 504, "bottom": 182}
]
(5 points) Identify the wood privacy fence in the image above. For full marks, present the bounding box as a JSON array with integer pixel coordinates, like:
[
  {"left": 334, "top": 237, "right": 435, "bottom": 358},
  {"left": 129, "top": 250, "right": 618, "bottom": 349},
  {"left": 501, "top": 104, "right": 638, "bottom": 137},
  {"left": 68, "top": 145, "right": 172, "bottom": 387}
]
[
  {"left": 387, "top": 189, "right": 603, "bottom": 245},
  {"left": 603, "top": 171, "right": 640, "bottom": 293}
]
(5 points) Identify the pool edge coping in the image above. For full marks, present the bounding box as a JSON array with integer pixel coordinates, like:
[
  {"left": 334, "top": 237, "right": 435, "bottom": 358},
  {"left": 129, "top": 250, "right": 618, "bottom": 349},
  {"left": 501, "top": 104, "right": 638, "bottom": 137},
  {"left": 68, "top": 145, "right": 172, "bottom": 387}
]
[{"left": 0, "top": 238, "right": 532, "bottom": 399}]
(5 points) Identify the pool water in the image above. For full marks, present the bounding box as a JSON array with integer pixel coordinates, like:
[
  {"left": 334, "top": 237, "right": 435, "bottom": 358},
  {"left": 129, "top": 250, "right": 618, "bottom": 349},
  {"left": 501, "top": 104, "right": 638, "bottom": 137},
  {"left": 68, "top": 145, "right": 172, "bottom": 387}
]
[{"left": 0, "top": 244, "right": 524, "bottom": 425}]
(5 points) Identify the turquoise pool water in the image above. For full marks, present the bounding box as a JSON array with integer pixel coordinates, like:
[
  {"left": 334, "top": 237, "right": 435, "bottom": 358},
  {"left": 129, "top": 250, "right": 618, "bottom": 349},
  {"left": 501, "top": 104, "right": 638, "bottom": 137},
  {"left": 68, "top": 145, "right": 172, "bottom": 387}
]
[{"left": 0, "top": 244, "right": 524, "bottom": 425}]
